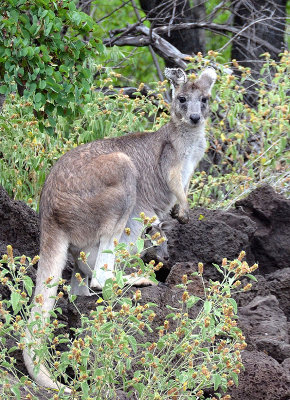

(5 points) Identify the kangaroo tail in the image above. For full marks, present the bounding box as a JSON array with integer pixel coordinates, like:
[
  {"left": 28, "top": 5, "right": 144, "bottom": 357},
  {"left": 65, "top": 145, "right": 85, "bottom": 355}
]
[{"left": 23, "top": 234, "right": 69, "bottom": 391}]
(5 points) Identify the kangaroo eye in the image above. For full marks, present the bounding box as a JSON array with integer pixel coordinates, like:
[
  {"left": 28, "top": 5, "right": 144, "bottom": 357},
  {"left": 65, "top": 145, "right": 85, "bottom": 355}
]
[
  {"left": 178, "top": 96, "right": 186, "bottom": 103},
  {"left": 201, "top": 97, "right": 208, "bottom": 103}
]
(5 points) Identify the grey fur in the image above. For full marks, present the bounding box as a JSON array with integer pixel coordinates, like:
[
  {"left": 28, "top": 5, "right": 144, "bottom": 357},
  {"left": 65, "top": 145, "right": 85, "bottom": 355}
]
[{"left": 23, "top": 67, "right": 217, "bottom": 390}]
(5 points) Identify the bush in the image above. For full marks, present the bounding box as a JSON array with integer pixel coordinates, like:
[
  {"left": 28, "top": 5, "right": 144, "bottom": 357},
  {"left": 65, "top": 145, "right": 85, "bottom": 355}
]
[
  {"left": 0, "top": 222, "right": 257, "bottom": 399},
  {"left": 0, "top": 72, "right": 168, "bottom": 207},
  {"left": 188, "top": 51, "right": 289, "bottom": 208},
  {"left": 0, "top": 0, "right": 102, "bottom": 133},
  {"left": 0, "top": 52, "right": 288, "bottom": 209}
]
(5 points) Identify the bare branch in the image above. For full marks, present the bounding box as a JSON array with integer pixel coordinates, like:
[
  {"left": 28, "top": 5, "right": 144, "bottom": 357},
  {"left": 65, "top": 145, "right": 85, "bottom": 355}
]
[
  {"left": 218, "top": 14, "right": 276, "bottom": 53},
  {"left": 104, "top": 24, "right": 188, "bottom": 70},
  {"left": 104, "top": 17, "right": 281, "bottom": 59},
  {"left": 107, "top": 21, "right": 145, "bottom": 47},
  {"left": 95, "top": 1, "right": 131, "bottom": 24},
  {"left": 131, "top": 0, "right": 164, "bottom": 81},
  {"left": 153, "top": 20, "right": 282, "bottom": 54},
  {"left": 168, "top": 0, "right": 177, "bottom": 37},
  {"left": 207, "top": 0, "right": 228, "bottom": 23}
]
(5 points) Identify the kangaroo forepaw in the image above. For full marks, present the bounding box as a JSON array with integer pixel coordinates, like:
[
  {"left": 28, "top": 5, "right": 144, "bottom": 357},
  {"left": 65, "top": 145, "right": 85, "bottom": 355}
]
[
  {"left": 170, "top": 204, "right": 180, "bottom": 219},
  {"left": 177, "top": 212, "right": 189, "bottom": 224},
  {"left": 171, "top": 204, "right": 189, "bottom": 224}
]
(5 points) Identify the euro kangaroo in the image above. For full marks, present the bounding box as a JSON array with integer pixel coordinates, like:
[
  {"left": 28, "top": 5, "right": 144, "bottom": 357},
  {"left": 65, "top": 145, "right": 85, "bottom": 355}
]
[{"left": 23, "top": 67, "right": 216, "bottom": 390}]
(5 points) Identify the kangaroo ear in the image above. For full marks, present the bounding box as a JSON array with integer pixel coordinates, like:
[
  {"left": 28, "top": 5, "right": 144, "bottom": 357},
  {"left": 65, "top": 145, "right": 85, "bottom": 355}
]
[
  {"left": 165, "top": 68, "right": 188, "bottom": 88},
  {"left": 195, "top": 67, "right": 217, "bottom": 96}
]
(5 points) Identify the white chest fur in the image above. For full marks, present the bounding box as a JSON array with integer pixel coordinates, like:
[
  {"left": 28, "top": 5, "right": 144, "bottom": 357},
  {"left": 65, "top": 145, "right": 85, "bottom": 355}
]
[{"left": 181, "top": 135, "right": 206, "bottom": 188}]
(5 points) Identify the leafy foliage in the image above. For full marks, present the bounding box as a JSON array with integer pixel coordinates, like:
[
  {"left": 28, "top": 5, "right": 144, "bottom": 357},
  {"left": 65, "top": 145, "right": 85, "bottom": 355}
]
[
  {"left": 1, "top": 52, "right": 288, "bottom": 209},
  {"left": 0, "top": 0, "right": 102, "bottom": 133},
  {"left": 0, "top": 69, "right": 168, "bottom": 207},
  {"left": 0, "top": 236, "right": 256, "bottom": 399},
  {"left": 187, "top": 51, "right": 289, "bottom": 208}
]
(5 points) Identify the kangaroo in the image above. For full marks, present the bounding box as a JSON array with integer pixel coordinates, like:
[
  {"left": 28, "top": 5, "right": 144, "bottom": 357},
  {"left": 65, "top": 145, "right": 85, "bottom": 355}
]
[
  {"left": 69, "top": 220, "right": 170, "bottom": 296},
  {"left": 23, "top": 67, "right": 216, "bottom": 390}
]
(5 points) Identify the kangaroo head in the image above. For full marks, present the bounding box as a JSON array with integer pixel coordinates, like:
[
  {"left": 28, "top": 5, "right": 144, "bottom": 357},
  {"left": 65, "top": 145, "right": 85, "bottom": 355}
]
[{"left": 165, "top": 67, "right": 217, "bottom": 128}]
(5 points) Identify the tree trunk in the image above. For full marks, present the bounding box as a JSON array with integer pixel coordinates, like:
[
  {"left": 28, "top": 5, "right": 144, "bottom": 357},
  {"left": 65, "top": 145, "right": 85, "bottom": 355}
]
[
  {"left": 139, "top": 0, "right": 206, "bottom": 67},
  {"left": 231, "top": 0, "right": 287, "bottom": 104},
  {"left": 76, "top": 0, "right": 92, "bottom": 15},
  {"left": 231, "top": 0, "right": 287, "bottom": 65}
]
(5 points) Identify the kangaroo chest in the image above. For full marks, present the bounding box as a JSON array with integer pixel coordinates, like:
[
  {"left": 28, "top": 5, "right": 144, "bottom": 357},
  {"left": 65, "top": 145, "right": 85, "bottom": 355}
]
[{"left": 181, "top": 137, "right": 206, "bottom": 188}]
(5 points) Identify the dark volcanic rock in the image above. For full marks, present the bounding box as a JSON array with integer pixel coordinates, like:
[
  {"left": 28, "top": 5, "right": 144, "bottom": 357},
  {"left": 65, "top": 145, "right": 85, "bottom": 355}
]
[
  {"left": 228, "top": 350, "right": 290, "bottom": 400},
  {"left": 281, "top": 357, "right": 290, "bottom": 384},
  {"left": 166, "top": 207, "right": 256, "bottom": 280},
  {"left": 265, "top": 268, "right": 290, "bottom": 321},
  {"left": 236, "top": 268, "right": 290, "bottom": 321},
  {"left": 235, "top": 185, "right": 290, "bottom": 274},
  {"left": 165, "top": 262, "right": 205, "bottom": 297},
  {"left": 0, "top": 185, "right": 39, "bottom": 257},
  {"left": 239, "top": 295, "right": 288, "bottom": 342},
  {"left": 238, "top": 295, "right": 290, "bottom": 362}
]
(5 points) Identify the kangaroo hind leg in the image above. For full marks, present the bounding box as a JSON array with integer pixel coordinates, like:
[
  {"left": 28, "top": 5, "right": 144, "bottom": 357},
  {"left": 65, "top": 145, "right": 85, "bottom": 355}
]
[
  {"left": 90, "top": 152, "right": 137, "bottom": 289},
  {"left": 90, "top": 210, "right": 135, "bottom": 289},
  {"left": 23, "top": 229, "right": 69, "bottom": 390}
]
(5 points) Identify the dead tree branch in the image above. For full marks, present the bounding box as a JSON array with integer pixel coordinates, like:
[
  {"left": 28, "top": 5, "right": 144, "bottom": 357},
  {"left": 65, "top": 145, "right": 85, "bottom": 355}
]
[{"left": 104, "top": 24, "right": 188, "bottom": 69}]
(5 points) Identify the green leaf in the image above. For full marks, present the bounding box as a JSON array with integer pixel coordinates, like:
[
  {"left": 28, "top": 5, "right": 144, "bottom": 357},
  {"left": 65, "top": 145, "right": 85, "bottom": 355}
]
[
  {"left": 133, "top": 382, "right": 145, "bottom": 396},
  {"left": 11, "top": 386, "right": 21, "bottom": 400},
  {"left": 0, "top": 85, "right": 8, "bottom": 94},
  {"left": 227, "top": 298, "right": 238, "bottom": 314},
  {"left": 136, "top": 238, "right": 144, "bottom": 254},
  {"left": 34, "top": 92, "right": 43, "bottom": 103},
  {"left": 187, "top": 295, "right": 201, "bottom": 308},
  {"left": 204, "top": 300, "right": 212, "bottom": 314},
  {"left": 48, "top": 116, "right": 56, "bottom": 127},
  {"left": 8, "top": 346, "right": 19, "bottom": 353},
  {"left": 245, "top": 274, "right": 258, "bottom": 282},
  {"left": 81, "top": 381, "right": 89, "bottom": 398},
  {"left": 23, "top": 276, "right": 34, "bottom": 297},
  {"left": 231, "top": 371, "right": 239, "bottom": 386},
  {"left": 39, "top": 80, "right": 46, "bottom": 89},
  {"left": 213, "top": 373, "right": 222, "bottom": 391},
  {"left": 115, "top": 270, "right": 124, "bottom": 288},
  {"left": 212, "top": 263, "right": 223, "bottom": 273},
  {"left": 11, "top": 291, "right": 21, "bottom": 312},
  {"left": 102, "top": 279, "right": 113, "bottom": 300},
  {"left": 69, "top": 294, "right": 77, "bottom": 302},
  {"left": 128, "top": 335, "right": 137, "bottom": 353},
  {"left": 44, "top": 21, "right": 53, "bottom": 36}
]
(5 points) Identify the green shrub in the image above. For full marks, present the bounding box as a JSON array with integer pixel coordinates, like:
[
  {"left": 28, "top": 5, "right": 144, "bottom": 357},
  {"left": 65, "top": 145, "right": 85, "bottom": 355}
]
[
  {"left": 0, "top": 221, "right": 257, "bottom": 399},
  {"left": 0, "top": 52, "right": 288, "bottom": 209},
  {"left": 188, "top": 50, "right": 289, "bottom": 208},
  {"left": 0, "top": 73, "right": 168, "bottom": 207},
  {"left": 0, "top": 0, "right": 102, "bottom": 133}
]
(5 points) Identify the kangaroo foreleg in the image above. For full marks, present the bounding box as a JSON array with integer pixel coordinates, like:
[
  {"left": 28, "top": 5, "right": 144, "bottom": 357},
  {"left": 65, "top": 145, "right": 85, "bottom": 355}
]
[{"left": 168, "top": 165, "right": 189, "bottom": 224}]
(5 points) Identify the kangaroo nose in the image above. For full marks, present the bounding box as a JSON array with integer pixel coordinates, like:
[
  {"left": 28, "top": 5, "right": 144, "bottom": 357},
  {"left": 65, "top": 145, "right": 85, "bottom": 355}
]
[{"left": 190, "top": 114, "right": 200, "bottom": 124}]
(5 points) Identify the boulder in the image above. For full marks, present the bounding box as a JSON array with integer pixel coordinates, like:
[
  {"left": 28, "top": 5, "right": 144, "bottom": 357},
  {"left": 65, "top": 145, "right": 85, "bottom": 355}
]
[
  {"left": 235, "top": 185, "right": 290, "bottom": 273},
  {"left": 166, "top": 207, "right": 256, "bottom": 281},
  {"left": 238, "top": 295, "right": 290, "bottom": 362},
  {"left": 228, "top": 350, "right": 290, "bottom": 400},
  {"left": 0, "top": 186, "right": 39, "bottom": 257}
]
